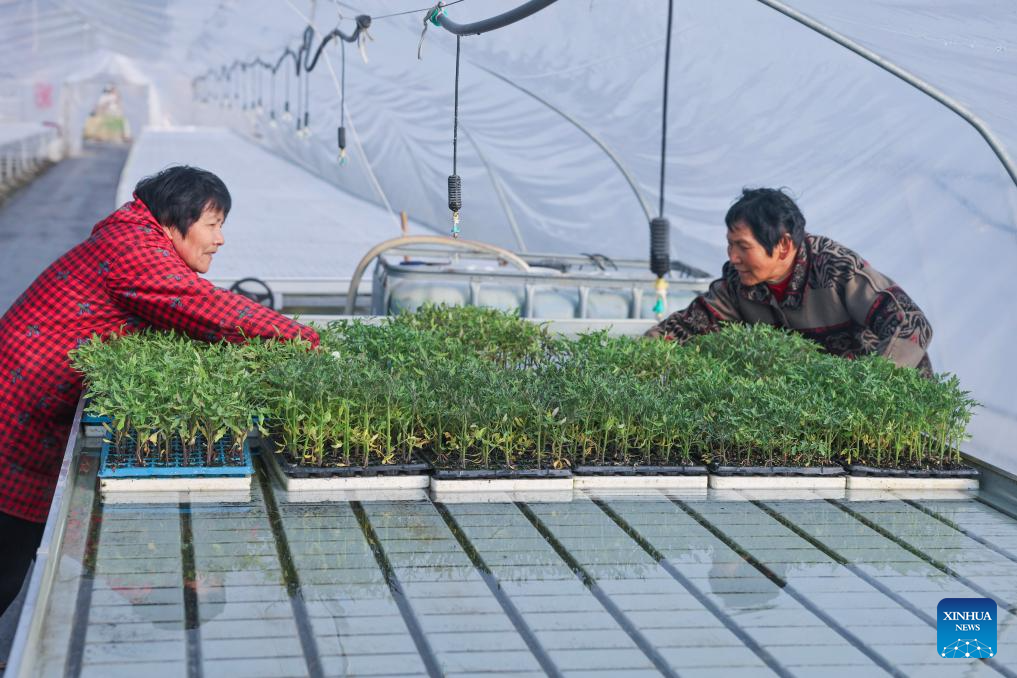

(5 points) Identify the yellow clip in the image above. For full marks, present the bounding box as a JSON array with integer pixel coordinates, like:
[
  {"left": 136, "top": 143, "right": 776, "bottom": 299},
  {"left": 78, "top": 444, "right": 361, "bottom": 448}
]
[{"left": 653, "top": 276, "right": 668, "bottom": 319}]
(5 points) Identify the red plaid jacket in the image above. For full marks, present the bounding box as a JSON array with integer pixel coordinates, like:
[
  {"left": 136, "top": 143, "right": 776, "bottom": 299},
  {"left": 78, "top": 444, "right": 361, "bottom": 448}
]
[{"left": 0, "top": 199, "right": 319, "bottom": 522}]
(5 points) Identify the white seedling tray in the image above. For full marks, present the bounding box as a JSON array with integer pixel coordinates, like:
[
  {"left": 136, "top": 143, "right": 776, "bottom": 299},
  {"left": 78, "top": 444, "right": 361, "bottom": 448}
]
[
  {"left": 845, "top": 476, "right": 979, "bottom": 491},
  {"left": 708, "top": 475, "right": 846, "bottom": 490},
  {"left": 99, "top": 476, "right": 251, "bottom": 494},
  {"left": 430, "top": 477, "right": 574, "bottom": 494},
  {"left": 432, "top": 488, "right": 575, "bottom": 503},
  {"left": 573, "top": 475, "right": 707, "bottom": 490},
  {"left": 100, "top": 488, "right": 253, "bottom": 504},
  {"left": 262, "top": 448, "right": 430, "bottom": 492},
  {"left": 278, "top": 488, "right": 429, "bottom": 503}
]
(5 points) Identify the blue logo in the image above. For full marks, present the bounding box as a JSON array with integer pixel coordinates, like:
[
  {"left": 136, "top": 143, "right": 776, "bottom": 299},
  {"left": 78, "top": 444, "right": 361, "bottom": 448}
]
[{"left": 938, "top": 598, "right": 997, "bottom": 658}]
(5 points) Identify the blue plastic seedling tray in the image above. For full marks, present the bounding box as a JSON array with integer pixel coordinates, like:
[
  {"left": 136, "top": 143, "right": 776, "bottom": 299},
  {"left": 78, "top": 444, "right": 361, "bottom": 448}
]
[{"left": 99, "top": 432, "right": 253, "bottom": 478}]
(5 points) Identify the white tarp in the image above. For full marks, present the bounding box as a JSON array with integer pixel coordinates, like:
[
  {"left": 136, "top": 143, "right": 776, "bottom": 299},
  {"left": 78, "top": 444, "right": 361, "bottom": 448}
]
[{"left": 115, "top": 126, "right": 435, "bottom": 283}]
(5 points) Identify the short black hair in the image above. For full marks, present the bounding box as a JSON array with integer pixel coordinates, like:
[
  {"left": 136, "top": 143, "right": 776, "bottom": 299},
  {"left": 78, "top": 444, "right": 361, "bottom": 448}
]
[
  {"left": 725, "top": 187, "right": 805, "bottom": 255},
  {"left": 134, "top": 166, "right": 231, "bottom": 236}
]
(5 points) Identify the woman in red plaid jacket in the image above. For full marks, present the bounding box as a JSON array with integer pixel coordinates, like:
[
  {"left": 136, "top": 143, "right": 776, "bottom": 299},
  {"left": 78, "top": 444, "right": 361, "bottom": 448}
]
[{"left": 0, "top": 166, "right": 319, "bottom": 615}]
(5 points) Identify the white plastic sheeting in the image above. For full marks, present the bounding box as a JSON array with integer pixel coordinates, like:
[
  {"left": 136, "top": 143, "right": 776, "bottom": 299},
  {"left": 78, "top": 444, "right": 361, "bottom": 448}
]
[
  {"left": 1, "top": 1, "right": 1015, "bottom": 471},
  {"left": 115, "top": 126, "right": 435, "bottom": 284}
]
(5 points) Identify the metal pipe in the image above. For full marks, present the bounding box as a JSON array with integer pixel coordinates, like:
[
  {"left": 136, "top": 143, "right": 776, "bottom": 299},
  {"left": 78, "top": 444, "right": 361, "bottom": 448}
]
[
  {"left": 756, "top": 0, "right": 1017, "bottom": 191},
  {"left": 434, "top": 0, "right": 559, "bottom": 36},
  {"left": 344, "top": 235, "right": 531, "bottom": 314}
]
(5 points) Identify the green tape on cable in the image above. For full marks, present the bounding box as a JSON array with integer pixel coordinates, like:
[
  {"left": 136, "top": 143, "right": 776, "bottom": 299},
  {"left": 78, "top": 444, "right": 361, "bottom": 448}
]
[{"left": 428, "top": 6, "right": 447, "bottom": 26}]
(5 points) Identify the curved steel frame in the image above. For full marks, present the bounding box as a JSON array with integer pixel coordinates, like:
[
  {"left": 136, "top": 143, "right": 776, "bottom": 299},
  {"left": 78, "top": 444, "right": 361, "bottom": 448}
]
[{"left": 757, "top": 0, "right": 1017, "bottom": 191}]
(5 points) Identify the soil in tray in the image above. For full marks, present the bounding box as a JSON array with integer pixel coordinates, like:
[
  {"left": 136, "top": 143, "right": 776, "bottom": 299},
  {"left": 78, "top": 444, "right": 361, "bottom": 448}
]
[
  {"left": 708, "top": 464, "right": 844, "bottom": 477},
  {"left": 842, "top": 451, "right": 977, "bottom": 476},
  {"left": 262, "top": 434, "right": 428, "bottom": 475},
  {"left": 103, "top": 432, "right": 245, "bottom": 472},
  {"left": 844, "top": 461, "right": 978, "bottom": 477},
  {"left": 572, "top": 447, "right": 702, "bottom": 472},
  {"left": 704, "top": 449, "right": 840, "bottom": 472},
  {"left": 272, "top": 449, "right": 431, "bottom": 477},
  {"left": 574, "top": 465, "right": 707, "bottom": 476},
  {"left": 425, "top": 449, "right": 571, "bottom": 477}
]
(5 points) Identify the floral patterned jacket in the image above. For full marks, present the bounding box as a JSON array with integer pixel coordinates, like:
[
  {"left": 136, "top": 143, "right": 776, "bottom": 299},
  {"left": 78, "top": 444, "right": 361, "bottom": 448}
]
[
  {"left": 649, "top": 234, "right": 933, "bottom": 376},
  {"left": 0, "top": 199, "right": 319, "bottom": 522}
]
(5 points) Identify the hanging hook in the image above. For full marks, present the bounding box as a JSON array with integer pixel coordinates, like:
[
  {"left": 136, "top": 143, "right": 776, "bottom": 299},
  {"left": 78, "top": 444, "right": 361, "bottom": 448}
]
[
  {"left": 418, "top": 2, "right": 446, "bottom": 60},
  {"left": 357, "top": 14, "right": 373, "bottom": 63}
]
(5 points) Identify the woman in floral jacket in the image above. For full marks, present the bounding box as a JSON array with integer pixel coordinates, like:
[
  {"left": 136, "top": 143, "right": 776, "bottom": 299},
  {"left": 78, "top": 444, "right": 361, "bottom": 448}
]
[
  {"left": 647, "top": 188, "right": 934, "bottom": 376},
  {"left": 0, "top": 166, "right": 319, "bottom": 615}
]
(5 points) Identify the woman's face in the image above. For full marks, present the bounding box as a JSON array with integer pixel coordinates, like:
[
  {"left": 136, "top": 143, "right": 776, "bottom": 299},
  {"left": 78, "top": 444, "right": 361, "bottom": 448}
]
[
  {"left": 163, "top": 206, "right": 225, "bottom": 274},
  {"left": 725, "top": 221, "right": 794, "bottom": 286}
]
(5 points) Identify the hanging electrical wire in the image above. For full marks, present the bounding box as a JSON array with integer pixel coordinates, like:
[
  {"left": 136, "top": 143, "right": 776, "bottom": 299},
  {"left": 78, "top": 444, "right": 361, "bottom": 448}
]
[
  {"left": 191, "top": 0, "right": 571, "bottom": 241},
  {"left": 254, "top": 58, "right": 270, "bottom": 116},
  {"left": 448, "top": 35, "right": 462, "bottom": 238},
  {"left": 269, "top": 67, "right": 278, "bottom": 125},
  {"left": 427, "top": 0, "right": 558, "bottom": 36},
  {"left": 295, "top": 62, "right": 304, "bottom": 134},
  {"left": 195, "top": 15, "right": 370, "bottom": 147},
  {"left": 241, "top": 64, "right": 250, "bottom": 111},
  {"left": 422, "top": 0, "right": 562, "bottom": 239},
  {"left": 650, "top": 0, "right": 675, "bottom": 321},
  {"left": 337, "top": 38, "right": 347, "bottom": 163},
  {"left": 301, "top": 55, "right": 312, "bottom": 138},
  {"left": 278, "top": 47, "right": 297, "bottom": 122}
]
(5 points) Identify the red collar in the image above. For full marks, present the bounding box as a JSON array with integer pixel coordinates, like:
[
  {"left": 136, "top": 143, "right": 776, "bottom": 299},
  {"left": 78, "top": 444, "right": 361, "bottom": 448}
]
[{"left": 765, "top": 265, "right": 795, "bottom": 304}]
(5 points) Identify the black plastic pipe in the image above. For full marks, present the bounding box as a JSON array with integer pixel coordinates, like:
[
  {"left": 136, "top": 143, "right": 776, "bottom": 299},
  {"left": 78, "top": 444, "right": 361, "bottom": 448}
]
[{"left": 433, "top": 0, "right": 559, "bottom": 36}]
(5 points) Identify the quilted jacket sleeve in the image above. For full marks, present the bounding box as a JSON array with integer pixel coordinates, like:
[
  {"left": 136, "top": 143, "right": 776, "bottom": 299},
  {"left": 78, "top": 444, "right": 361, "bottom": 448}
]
[
  {"left": 646, "top": 265, "right": 742, "bottom": 341},
  {"left": 842, "top": 263, "right": 931, "bottom": 369},
  {"left": 104, "top": 242, "right": 319, "bottom": 347}
]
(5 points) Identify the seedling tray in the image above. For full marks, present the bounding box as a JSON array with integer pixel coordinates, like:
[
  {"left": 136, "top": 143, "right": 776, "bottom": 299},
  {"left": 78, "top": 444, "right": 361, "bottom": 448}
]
[
  {"left": 845, "top": 464, "right": 979, "bottom": 478},
  {"left": 99, "top": 433, "right": 253, "bottom": 479},
  {"left": 844, "top": 464, "right": 979, "bottom": 490},
  {"left": 431, "top": 468, "right": 572, "bottom": 480},
  {"left": 573, "top": 464, "right": 708, "bottom": 489},
  {"left": 430, "top": 468, "right": 573, "bottom": 494},
  {"left": 574, "top": 465, "right": 707, "bottom": 476},
  {"left": 271, "top": 452, "right": 431, "bottom": 478},
  {"left": 262, "top": 448, "right": 431, "bottom": 491},
  {"left": 708, "top": 465, "right": 846, "bottom": 490}
]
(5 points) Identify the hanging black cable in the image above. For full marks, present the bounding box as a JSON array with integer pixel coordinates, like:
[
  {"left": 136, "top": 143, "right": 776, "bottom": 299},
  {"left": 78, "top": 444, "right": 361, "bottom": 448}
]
[
  {"left": 257, "top": 63, "right": 264, "bottom": 114},
  {"left": 302, "top": 54, "right": 312, "bottom": 137},
  {"left": 270, "top": 69, "right": 277, "bottom": 124},
  {"left": 193, "top": 15, "right": 369, "bottom": 130},
  {"left": 295, "top": 68, "right": 302, "bottom": 132},
  {"left": 447, "top": 35, "right": 463, "bottom": 237},
  {"left": 430, "top": 0, "right": 558, "bottom": 36},
  {"left": 650, "top": 0, "right": 675, "bottom": 316},
  {"left": 242, "top": 65, "right": 250, "bottom": 110},
  {"left": 658, "top": 0, "right": 674, "bottom": 221},
  {"left": 282, "top": 59, "right": 290, "bottom": 120},
  {"left": 303, "top": 16, "right": 371, "bottom": 72},
  {"left": 337, "top": 39, "right": 347, "bottom": 162}
]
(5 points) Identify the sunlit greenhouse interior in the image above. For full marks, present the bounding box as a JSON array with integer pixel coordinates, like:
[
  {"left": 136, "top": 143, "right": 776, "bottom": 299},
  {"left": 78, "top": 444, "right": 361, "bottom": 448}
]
[{"left": 2, "top": 1, "right": 1017, "bottom": 676}]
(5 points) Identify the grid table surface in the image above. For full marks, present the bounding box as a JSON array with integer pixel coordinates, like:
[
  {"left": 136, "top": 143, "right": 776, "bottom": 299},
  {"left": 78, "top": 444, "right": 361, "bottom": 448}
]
[{"left": 27, "top": 450, "right": 1017, "bottom": 678}]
